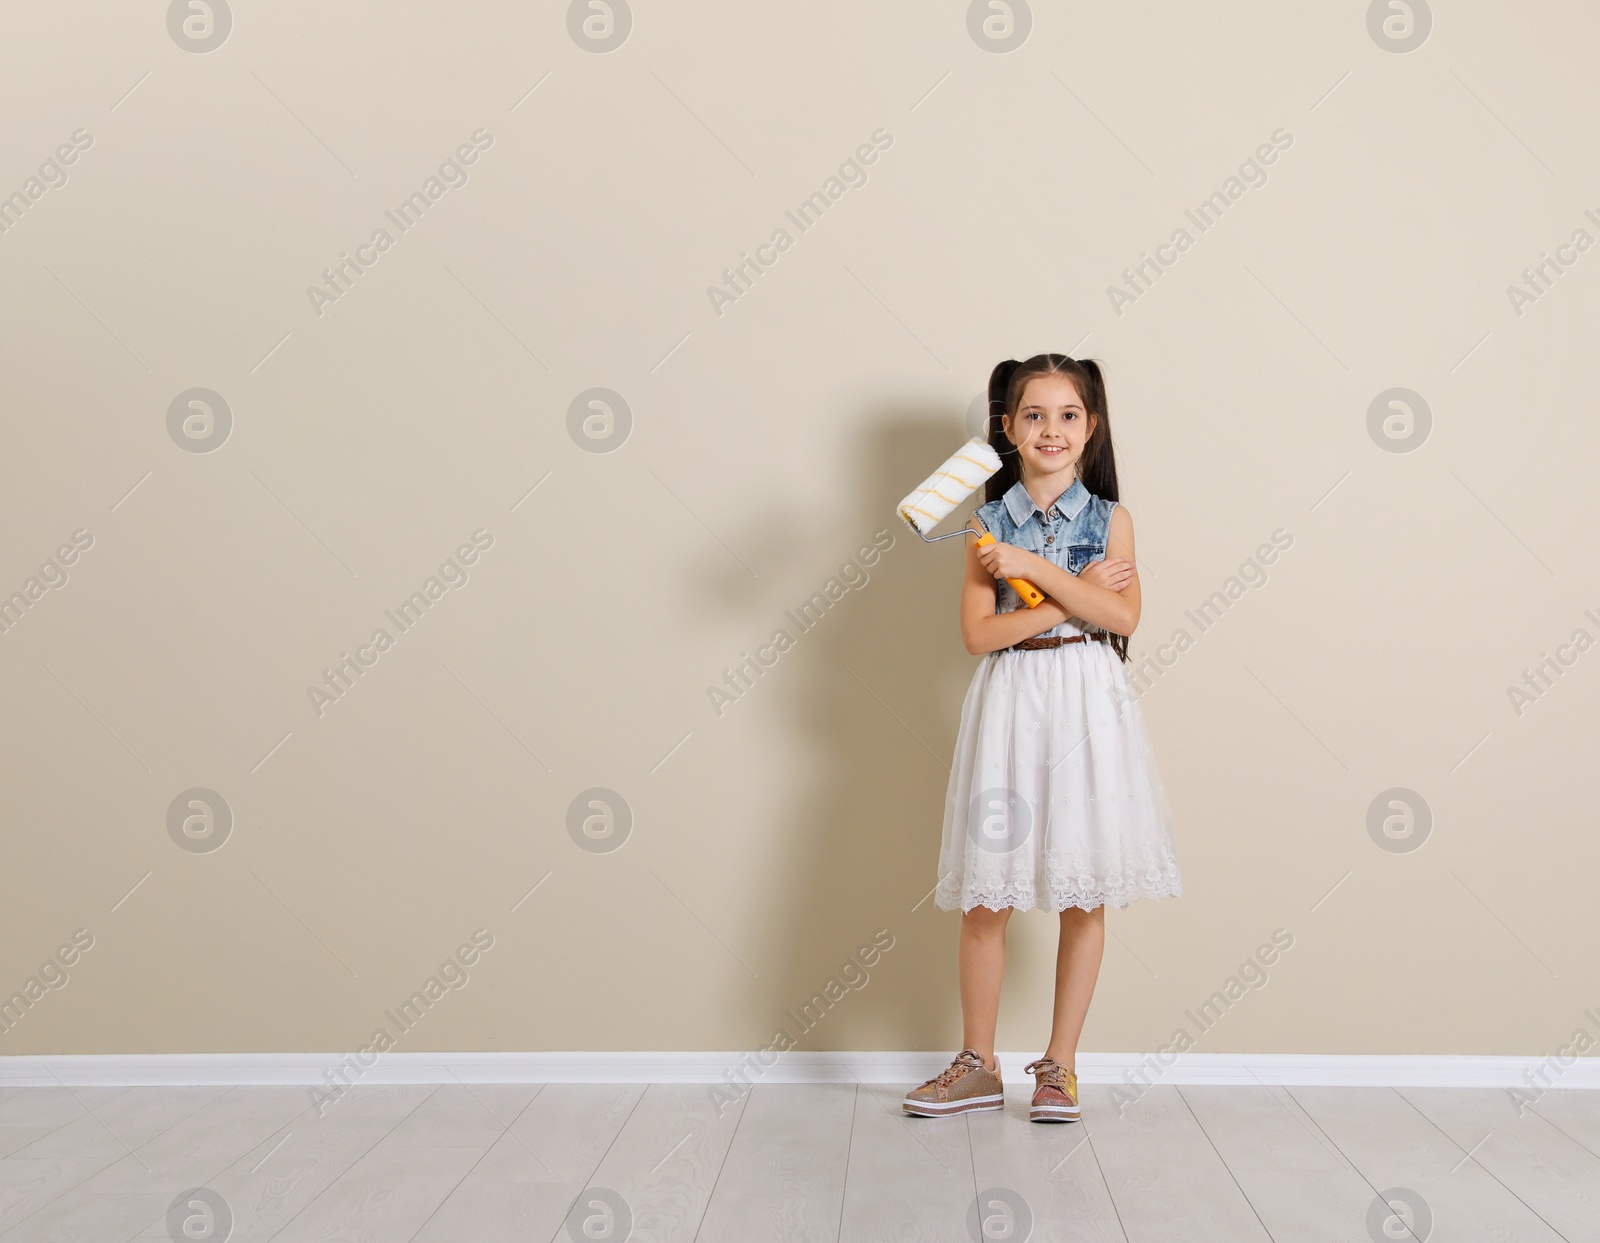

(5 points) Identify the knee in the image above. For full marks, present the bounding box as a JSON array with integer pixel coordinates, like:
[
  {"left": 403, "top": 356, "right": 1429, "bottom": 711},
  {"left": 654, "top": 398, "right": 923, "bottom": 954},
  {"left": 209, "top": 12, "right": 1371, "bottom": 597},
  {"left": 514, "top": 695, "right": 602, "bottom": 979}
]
[{"left": 963, "top": 905, "right": 1013, "bottom": 934}]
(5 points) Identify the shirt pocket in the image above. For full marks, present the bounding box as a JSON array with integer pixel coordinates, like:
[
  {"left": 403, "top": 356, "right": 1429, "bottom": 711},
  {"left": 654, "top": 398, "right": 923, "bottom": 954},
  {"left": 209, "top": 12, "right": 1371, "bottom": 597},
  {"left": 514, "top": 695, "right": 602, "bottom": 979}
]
[{"left": 1066, "top": 543, "right": 1102, "bottom": 574}]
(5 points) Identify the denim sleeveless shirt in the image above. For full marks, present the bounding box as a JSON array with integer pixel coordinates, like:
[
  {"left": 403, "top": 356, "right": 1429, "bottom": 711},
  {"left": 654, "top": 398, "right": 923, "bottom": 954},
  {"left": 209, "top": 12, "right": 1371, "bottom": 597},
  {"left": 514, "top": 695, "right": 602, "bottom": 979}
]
[{"left": 975, "top": 476, "right": 1117, "bottom": 641}]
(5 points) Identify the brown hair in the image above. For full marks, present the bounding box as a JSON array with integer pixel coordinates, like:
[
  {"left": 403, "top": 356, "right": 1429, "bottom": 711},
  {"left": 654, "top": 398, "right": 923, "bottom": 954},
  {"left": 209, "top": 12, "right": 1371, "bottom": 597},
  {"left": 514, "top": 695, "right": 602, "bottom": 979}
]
[{"left": 980, "top": 353, "right": 1129, "bottom": 663}]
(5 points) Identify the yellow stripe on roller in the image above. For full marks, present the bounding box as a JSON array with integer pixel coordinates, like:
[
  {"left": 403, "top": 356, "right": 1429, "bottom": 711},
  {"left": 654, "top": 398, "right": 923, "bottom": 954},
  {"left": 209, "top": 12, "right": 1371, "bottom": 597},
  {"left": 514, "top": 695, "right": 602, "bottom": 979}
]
[{"left": 900, "top": 442, "right": 998, "bottom": 532}]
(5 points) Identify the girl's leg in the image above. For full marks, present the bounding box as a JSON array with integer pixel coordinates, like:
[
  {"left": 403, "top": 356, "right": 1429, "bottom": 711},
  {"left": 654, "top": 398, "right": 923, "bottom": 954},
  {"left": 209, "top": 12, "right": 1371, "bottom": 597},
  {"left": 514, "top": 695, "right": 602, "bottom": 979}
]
[
  {"left": 959, "top": 905, "right": 1012, "bottom": 1071},
  {"left": 1043, "top": 906, "right": 1105, "bottom": 1071}
]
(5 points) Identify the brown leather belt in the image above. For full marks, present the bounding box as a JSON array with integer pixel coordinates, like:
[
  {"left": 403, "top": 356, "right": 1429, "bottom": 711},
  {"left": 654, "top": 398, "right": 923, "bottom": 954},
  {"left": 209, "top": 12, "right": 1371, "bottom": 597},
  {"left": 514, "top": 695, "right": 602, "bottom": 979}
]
[{"left": 1010, "top": 632, "right": 1111, "bottom": 650}]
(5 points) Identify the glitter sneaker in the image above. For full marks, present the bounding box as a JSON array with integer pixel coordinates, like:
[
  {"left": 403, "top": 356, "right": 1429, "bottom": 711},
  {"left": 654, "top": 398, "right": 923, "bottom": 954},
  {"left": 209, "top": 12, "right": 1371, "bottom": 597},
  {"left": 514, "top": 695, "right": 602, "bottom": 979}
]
[
  {"left": 1023, "top": 1057, "right": 1080, "bottom": 1122},
  {"left": 902, "top": 1049, "right": 1005, "bottom": 1117}
]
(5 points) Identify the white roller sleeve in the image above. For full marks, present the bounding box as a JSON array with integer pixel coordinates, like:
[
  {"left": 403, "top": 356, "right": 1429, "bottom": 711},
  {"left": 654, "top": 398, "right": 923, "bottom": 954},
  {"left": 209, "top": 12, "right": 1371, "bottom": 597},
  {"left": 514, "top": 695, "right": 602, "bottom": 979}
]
[{"left": 896, "top": 436, "right": 1003, "bottom": 535}]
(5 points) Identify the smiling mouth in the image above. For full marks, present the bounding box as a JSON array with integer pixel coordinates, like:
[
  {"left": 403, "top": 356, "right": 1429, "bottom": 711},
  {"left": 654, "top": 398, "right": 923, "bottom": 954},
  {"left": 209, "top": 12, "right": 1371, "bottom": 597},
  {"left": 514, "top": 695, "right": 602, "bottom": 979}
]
[{"left": 1036, "top": 445, "right": 1065, "bottom": 455}]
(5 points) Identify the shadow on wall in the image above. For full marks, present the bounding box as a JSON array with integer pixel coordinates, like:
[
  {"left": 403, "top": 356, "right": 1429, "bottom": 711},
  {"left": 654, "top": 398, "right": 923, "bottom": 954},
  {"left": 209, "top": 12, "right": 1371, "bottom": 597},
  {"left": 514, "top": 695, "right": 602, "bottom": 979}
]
[{"left": 755, "top": 410, "right": 1046, "bottom": 1057}]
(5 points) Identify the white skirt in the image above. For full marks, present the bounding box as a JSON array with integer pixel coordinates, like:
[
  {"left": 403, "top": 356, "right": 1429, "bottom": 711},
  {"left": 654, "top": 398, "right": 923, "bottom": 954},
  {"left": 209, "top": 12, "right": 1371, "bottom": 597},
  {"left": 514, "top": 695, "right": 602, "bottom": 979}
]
[{"left": 934, "top": 640, "right": 1183, "bottom": 913}]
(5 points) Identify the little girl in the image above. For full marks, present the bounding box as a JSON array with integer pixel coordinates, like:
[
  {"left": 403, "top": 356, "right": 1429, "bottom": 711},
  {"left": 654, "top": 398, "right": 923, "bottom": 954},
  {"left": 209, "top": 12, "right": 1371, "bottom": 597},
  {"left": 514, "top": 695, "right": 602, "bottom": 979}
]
[{"left": 902, "top": 353, "right": 1183, "bottom": 1123}]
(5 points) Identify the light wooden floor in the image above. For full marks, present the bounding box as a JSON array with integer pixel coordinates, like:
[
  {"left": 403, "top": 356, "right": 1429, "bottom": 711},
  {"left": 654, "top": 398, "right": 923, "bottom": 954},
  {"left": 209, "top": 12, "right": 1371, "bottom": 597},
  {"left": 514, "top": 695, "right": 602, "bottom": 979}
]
[{"left": 0, "top": 1080, "right": 1596, "bottom": 1241}]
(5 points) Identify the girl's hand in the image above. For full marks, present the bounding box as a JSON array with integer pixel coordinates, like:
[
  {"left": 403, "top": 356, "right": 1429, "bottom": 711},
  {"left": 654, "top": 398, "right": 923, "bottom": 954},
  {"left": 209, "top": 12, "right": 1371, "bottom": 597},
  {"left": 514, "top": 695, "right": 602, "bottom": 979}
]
[
  {"left": 1079, "top": 557, "right": 1135, "bottom": 592},
  {"left": 975, "top": 539, "right": 1048, "bottom": 583}
]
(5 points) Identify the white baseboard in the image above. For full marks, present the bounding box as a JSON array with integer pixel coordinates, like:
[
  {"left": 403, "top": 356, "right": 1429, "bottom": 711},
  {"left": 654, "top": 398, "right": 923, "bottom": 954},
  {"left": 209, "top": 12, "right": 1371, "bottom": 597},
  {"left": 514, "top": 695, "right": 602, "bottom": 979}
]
[{"left": 1, "top": 1051, "right": 1596, "bottom": 1090}]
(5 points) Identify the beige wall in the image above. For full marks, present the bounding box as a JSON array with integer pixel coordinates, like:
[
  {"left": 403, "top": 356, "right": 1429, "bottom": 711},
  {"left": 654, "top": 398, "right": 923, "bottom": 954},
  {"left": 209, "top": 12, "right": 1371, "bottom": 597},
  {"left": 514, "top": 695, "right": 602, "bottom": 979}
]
[{"left": 2, "top": 2, "right": 1597, "bottom": 1060}]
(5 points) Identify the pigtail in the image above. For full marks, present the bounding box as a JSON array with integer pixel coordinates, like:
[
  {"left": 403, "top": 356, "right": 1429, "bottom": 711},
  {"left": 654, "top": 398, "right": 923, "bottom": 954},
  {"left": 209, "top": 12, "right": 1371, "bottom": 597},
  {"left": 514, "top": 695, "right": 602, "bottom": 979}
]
[
  {"left": 1072, "top": 357, "right": 1120, "bottom": 506},
  {"left": 983, "top": 359, "right": 1023, "bottom": 505}
]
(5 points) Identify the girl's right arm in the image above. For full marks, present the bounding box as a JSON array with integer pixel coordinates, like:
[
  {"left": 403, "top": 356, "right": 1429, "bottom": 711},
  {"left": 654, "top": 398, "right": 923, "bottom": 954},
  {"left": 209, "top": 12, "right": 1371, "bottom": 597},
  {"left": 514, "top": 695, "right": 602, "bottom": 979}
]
[{"left": 958, "top": 515, "right": 1073, "bottom": 655}]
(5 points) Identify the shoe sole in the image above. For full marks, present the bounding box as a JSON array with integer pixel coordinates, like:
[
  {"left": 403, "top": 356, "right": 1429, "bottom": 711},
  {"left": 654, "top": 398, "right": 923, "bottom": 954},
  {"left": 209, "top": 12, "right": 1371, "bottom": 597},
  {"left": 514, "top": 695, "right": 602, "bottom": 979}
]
[
  {"left": 902, "top": 1092, "right": 1005, "bottom": 1116},
  {"left": 1029, "top": 1104, "right": 1081, "bottom": 1122}
]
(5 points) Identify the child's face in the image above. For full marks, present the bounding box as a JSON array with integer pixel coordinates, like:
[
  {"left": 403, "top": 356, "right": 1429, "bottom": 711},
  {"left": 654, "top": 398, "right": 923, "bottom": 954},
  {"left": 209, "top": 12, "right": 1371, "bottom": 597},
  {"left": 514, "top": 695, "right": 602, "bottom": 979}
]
[{"left": 1003, "top": 374, "right": 1095, "bottom": 481}]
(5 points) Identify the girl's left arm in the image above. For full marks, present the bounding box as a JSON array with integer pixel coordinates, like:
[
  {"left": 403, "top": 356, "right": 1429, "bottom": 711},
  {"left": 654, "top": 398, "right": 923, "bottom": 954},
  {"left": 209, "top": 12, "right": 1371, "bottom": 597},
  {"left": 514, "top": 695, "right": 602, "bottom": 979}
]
[{"left": 977, "top": 505, "right": 1142, "bottom": 635}]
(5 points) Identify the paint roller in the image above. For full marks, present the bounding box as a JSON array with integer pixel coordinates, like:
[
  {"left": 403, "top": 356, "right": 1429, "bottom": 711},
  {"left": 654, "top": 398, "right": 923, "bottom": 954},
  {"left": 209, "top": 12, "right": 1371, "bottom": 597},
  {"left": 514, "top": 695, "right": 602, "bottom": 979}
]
[{"left": 896, "top": 437, "right": 1046, "bottom": 608}]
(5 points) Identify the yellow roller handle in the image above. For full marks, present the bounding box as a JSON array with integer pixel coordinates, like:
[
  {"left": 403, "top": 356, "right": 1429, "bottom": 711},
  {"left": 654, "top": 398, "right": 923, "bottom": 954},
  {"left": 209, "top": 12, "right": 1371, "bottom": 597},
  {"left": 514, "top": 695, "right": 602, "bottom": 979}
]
[{"left": 973, "top": 531, "right": 1046, "bottom": 608}]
